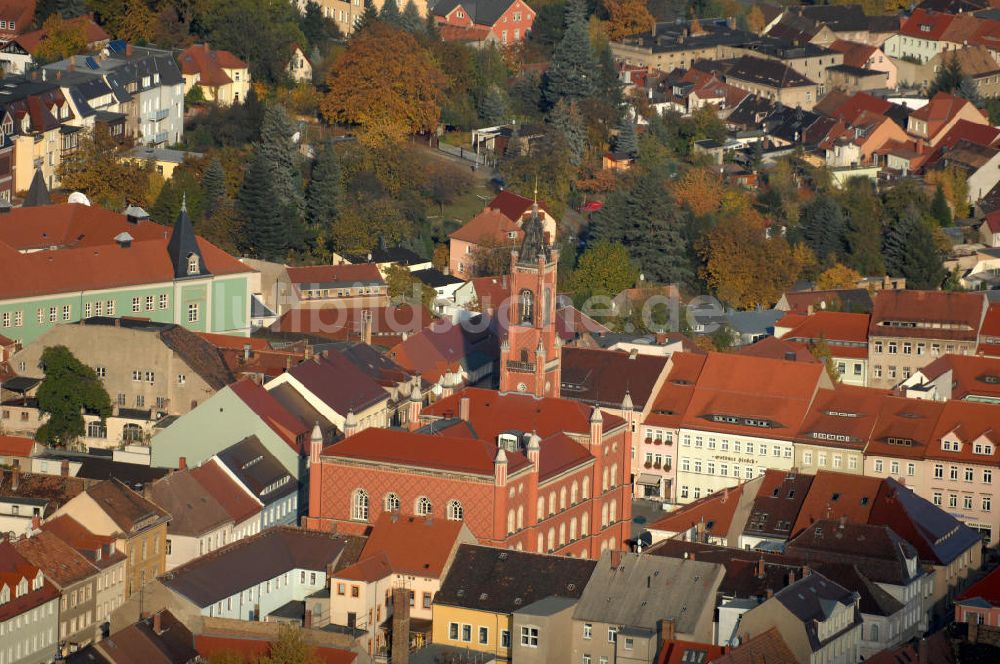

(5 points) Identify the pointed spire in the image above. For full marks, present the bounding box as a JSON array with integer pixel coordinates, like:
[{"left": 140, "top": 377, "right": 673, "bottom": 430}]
[
  {"left": 167, "top": 197, "right": 208, "bottom": 279},
  {"left": 622, "top": 390, "right": 634, "bottom": 411},
  {"left": 517, "top": 204, "right": 551, "bottom": 266},
  {"left": 311, "top": 421, "right": 322, "bottom": 443},
  {"left": 24, "top": 170, "right": 51, "bottom": 207},
  {"left": 494, "top": 447, "right": 508, "bottom": 464},
  {"left": 590, "top": 406, "right": 603, "bottom": 424}
]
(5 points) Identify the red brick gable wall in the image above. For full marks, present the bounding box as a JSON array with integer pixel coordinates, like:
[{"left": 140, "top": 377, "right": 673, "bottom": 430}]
[{"left": 436, "top": 0, "right": 536, "bottom": 44}]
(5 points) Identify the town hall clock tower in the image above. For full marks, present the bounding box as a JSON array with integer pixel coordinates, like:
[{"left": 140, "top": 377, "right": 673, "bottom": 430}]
[{"left": 499, "top": 203, "right": 561, "bottom": 397}]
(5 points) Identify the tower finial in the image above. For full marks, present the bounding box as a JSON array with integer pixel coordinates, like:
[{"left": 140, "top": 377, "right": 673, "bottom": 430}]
[
  {"left": 181, "top": 192, "right": 187, "bottom": 214},
  {"left": 533, "top": 175, "right": 538, "bottom": 205}
]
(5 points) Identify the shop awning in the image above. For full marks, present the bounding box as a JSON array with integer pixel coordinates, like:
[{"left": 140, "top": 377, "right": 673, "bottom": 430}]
[{"left": 636, "top": 473, "right": 661, "bottom": 487}]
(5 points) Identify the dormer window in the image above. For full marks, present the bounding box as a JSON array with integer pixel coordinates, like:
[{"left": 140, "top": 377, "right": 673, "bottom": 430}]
[
  {"left": 187, "top": 253, "right": 200, "bottom": 275},
  {"left": 16, "top": 578, "right": 27, "bottom": 597}
]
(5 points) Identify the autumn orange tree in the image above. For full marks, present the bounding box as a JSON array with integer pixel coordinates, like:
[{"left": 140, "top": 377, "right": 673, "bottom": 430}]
[
  {"left": 603, "top": 0, "right": 655, "bottom": 40},
  {"left": 670, "top": 167, "right": 727, "bottom": 217},
  {"left": 815, "top": 263, "right": 862, "bottom": 290},
  {"left": 33, "top": 15, "right": 88, "bottom": 64},
  {"left": 699, "top": 211, "right": 815, "bottom": 310},
  {"left": 321, "top": 23, "right": 447, "bottom": 147}
]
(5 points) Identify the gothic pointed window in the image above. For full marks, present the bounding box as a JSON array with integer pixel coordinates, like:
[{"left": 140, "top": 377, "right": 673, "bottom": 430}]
[{"left": 519, "top": 289, "right": 534, "bottom": 324}]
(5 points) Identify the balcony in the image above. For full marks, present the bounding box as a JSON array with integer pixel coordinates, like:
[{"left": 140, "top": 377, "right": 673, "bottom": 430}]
[
  {"left": 149, "top": 108, "right": 170, "bottom": 122},
  {"left": 505, "top": 360, "right": 536, "bottom": 373},
  {"left": 149, "top": 132, "right": 168, "bottom": 145}
]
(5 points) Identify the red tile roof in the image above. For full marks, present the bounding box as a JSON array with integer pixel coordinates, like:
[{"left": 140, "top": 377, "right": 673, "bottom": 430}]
[
  {"left": 644, "top": 353, "right": 706, "bottom": 429},
  {"left": 537, "top": 432, "right": 595, "bottom": 480},
  {"left": 423, "top": 386, "right": 624, "bottom": 441},
  {"left": 0, "top": 205, "right": 251, "bottom": 300},
  {"left": 869, "top": 290, "right": 987, "bottom": 341},
  {"left": 0, "top": 435, "right": 35, "bottom": 456},
  {"left": 917, "top": 353, "right": 1000, "bottom": 401},
  {"left": 828, "top": 40, "right": 877, "bottom": 69},
  {"left": 470, "top": 275, "right": 511, "bottom": 312},
  {"left": 13, "top": 530, "right": 98, "bottom": 588},
  {"left": 658, "top": 639, "right": 727, "bottom": 664},
  {"left": 229, "top": 379, "right": 310, "bottom": 452},
  {"left": 438, "top": 23, "right": 492, "bottom": 43},
  {"left": 958, "top": 564, "right": 1000, "bottom": 606},
  {"left": 985, "top": 212, "right": 1000, "bottom": 234},
  {"left": 782, "top": 311, "right": 870, "bottom": 359},
  {"left": 830, "top": 91, "right": 891, "bottom": 124},
  {"left": 322, "top": 426, "right": 531, "bottom": 476},
  {"left": 794, "top": 385, "right": 888, "bottom": 449},
  {"left": 898, "top": 9, "right": 954, "bottom": 41},
  {"left": 926, "top": 399, "right": 1000, "bottom": 463},
  {"left": 680, "top": 353, "right": 826, "bottom": 440},
  {"left": 737, "top": 335, "right": 817, "bottom": 363},
  {"left": 865, "top": 396, "right": 945, "bottom": 461},
  {"left": 178, "top": 44, "right": 247, "bottom": 87},
  {"left": 282, "top": 350, "right": 388, "bottom": 415},
  {"left": 41, "top": 514, "right": 118, "bottom": 554},
  {"left": 195, "top": 332, "right": 270, "bottom": 351},
  {"left": 790, "top": 470, "right": 882, "bottom": 536},
  {"left": 357, "top": 512, "right": 466, "bottom": 578},
  {"left": 648, "top": 484, "right": 747, "bottom": 538},
  {"left": 189, "top": 459, "right": 262, "bottom": 525},
  {"left": 448, "top": 207, "right": 523, "bottom": 243},
  {"left": 195, "top": 635, "right": 356, "bottom": 664},
  {"left": 909, "top": 92, "right": 987, "bottom": 141},
  {"left": 709, "top": 627, "right": 795, "bottom": 664},
  {"left": 486, "top": 190, "right": 548, "bottom": 223},
  {"left": 0, "top": 541, "right": 59, "bottom": 623},
  {"left": 936, "top": 119, "right": 1000, "bottom": 151}
]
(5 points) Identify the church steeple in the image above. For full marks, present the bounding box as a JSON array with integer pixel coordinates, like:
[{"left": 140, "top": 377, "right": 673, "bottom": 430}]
[
  {"left": 24, "top": 170, "right": 51, "bottom": 207},
  {"left": 166, "top": 193, "right": 209, "bottom": 279},
  {"left": 499, "top": 196, "right": 560, "bottom": 398}
]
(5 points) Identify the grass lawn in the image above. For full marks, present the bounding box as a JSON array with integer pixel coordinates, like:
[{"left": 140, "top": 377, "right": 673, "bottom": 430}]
[{"left": 425, "top": 173, "right": 496, "bottom": 237}]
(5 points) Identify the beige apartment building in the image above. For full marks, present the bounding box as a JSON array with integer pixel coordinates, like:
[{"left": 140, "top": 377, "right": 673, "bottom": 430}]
[
  {"left": 13, "top": 317, "right": 234, "bottom": 416},
  {"left": 867, "top": 291, "right": 988, "bottom": 389},
  {"left": 303, "top": 0, "right": 428, "bottom": 35}
]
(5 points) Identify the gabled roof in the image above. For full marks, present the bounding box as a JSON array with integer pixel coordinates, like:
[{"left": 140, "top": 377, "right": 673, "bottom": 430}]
[
  {"left": 785, "top": 519, "right": 919, "bottom": 586},
  {"left": 0, "top": 435, "right": 36, "bottom": 456},
  {"left": 286, "top": 263, "right": 383, "bottom": 289},
  {"left": 743, "top": 469, "right": 814, "bottom": 540},
  {"left": 270, "top": 303, "right": 434, "bottom": 346},
  {"left": 828, "top": 39, "right": 877, "bottom": 69},
  {"left": 189, "top": 459, "right": 262, "bottom": 525},
  {"left": 281, "top": 349, "right": 389, "bottom": 416},
  {"left": 710, "top": 627, "right": 796, "bottom": 664},
  {"left": 794, "top": 385, "right": 886, "bottom": 449},
  {"left": 177, "top": 44, "right": 247, "bottom": 88},
  {"left": 434, "top": 544, "right": 596, "bottom": 613},
  {"left": 916, "top": 353, "right": 1000, "bottom": 401},
  {"left": 94, "top": 610, "right": 197, "bottom": 664},
  {"left": 387, "top": 315, "right": 499, "bottom": 383},
  {"left": 216, "top": 435, "right": 297, "bottom": 502},
  {"left": 649, "top": 483, "right": 750, "bottom": 539},
  {"left": 0, "top": 541, "right": 58, "bottom": 623},
  {"left": 448, "top": 207, "right": 522, "bottom": 244},
  {"left": 737, "top": 335, "right": 817, "bottom": 363},
  {"left": 23, "top": 169, "right": 50, "bottom": 207},
  {"left": 161, "top": 527, "right": 363, "bottom": 608},
  {"left": 16, "top": 16, "right": 109, "bottom": 54},
  {"left": 486, "top": 190, "right": 547, "bottom": 223},
  {"left": 40, "top": 515, "right": 123, "bottom": 570},
  {"left": 229, "top": 379, "right": 310, "bottom": 452},
  {"left": 869, "top": 290, "right": 987, "bottom": 341},
  {"left": 85, "top": 478, "right": 170, "bottom": 534},
  {"left": 149, "top": 469, "right": 233, "bottom": 537},
  {"left": 431, "top": 0, "right": 522, "bottom": 26},
  {"left": 770, "top": 571, "right": 859, "bottom": 652},
  {"left": 958, "top": 563, "right": 1000, "bottom": 607},
  {"left": 898, "top": 8, "right": 955, "bottom": 40},
  {"left": 353, "top": 513, "right": 467, "bottom": 579},
  {"left": 321, "top": 426, "right": 530, "bottom": 476},
  {"left": 560, "top": 347, "right": 669, "bottom": 410},
  {"left": 573, "top": 551, "right": 724, "bottom": 634},
  {"left": 644, "top": 352, "right": 706, "bottom": 429},
  {"left": 724, "top": 55, "right": 815, "bottom": 89},
  {"left": 13, "top": 530, "right": 98, "bottom": 588},
  {"left": 780, "top": 288, "right": 874, "bottom": 315},
  {"left": 791, "top": 470, "right": 881, "bottom": 536},
  {"left": 909, "top": 92, "right": 987, "bottom": 140}
]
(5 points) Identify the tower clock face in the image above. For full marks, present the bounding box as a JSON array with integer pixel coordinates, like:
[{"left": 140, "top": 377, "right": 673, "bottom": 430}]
[{"left": 517, "top": 382, "right": 528, "bottom": 392}]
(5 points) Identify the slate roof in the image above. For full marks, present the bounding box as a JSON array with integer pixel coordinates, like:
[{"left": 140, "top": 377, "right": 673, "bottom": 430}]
[
  {"left": 23, "top": 169, "right": 50, "bottom": 207},
  {"left": 434, "top": 544, "right": 596, "bottom": 613},
  {"left": 216, "top": 435, "right": 297, "bottom": 503},
  {"left": 430, "top": 0, "right": 521, "bottom": 26},
  {"left": 786, "top": 519, "right": 920, "bottom": 586},
  {"left": 771, "top": 571, "right": 860, "bottom": 653},
  {"left": 161, "top": 527, "right": 363, "bottom": 607},
  {"left": 573, "top": 551, "right": 724, "bottom": 635},
  {"left": 724, "top": 55, "right": 815, "bottom": 89}
]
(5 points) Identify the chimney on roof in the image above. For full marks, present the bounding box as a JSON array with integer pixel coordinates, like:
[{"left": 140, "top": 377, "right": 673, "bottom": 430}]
[
  {"left": 660, "top": 618, "right": 675, "bottom": 645},
  {"left": 178, "top": 456, "right": 187, "bottom": 470},
  {"left": 361, "top": 309, "right": 372, "bottom": 346},
  {"left": 696, "top": 516, "right": 706, "bottom": 542},
  {"left": 628, "top": 348, "right": 638, "bottom": 360},
  {"left": 756, "top": 557, "right": 766, "bottom": 579},
  {"left": 391, "top": 587, "right": 411, "bottom": 664},
  {"left": 802, "top": 565, "right": 811, "bottom": 578},
  {"left": 788, "top": 569, "right": 796, "bottom": 585},
  {"left": 243, "top": 344, "right": 251, "bottom": 362},
  {"left": 60, "top": 460, "right": 69, "bottom": 477},
  {"left": 152, "top": 612, "right": 162, "bottom": 634},
  {"left": 11, "top": 461, "right": 19, "bottom": 491},
  {"left": 304, "top": 609, "right": 313, "bottom": 629},
  {"left": 31, "top": 514, "right": 41, "bottom": 531},
  {"left": 458, "top": 396, "right": 470, "bottom": 422},
  {"left": 766, "top": 588, "right": 774, "bottom": 599}
]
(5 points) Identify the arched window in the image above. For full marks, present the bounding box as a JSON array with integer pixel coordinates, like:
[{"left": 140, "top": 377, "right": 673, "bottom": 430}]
[
  {"left": 548, "top": 492, "right": 556, "bottom": 515},
  {"left": 559, "top": 487, "right": 567, "bottom": 510},
  {"left": 602, "top": 468, "right": 609, "bottom": 492},
  {"left": 351, "top": 489, "right": 369, "bottom": 521},
  {"left": 558, "top": 523, "right": 566, "bottom": 546},
  {"left": 609, "top": 499, "right": 617, "bottom": 524},
  {"left": 186, "top": 253, "right": 200, "bottom": 276},
  {"left": 582, "top": 477, "right": 590, "bottom": 499},
  {"left": 582, "top": 513, "right": 589, "bottom": 536},
  {"left": 601, "top": 504, "right": 608, "bottom": 528},
  {"left": 447, "top": 500, "right": 464, "bottom": 521},
  {"left": 536, "top": 533, "right": 544, "bottom": 552},
  {"left": 516, "top": 505, "right": 524, "bottom": 529},
  {"left": 507, "top": 509, "right": 516, "bottom": 534},
  {"left": 536, "top": 497, "right": 545, "bottom": 522},
  {"left": 416, "top": 496, "right": 432, "bottom": 516},
  {"left": 610, "top": 463, "right": 618, "bottom": 488},
  {"left": 384, "top": 493, "right": 400, "bottom": 512},
  {"left": 547, "top": 528, "right": 555, "bottom": 552},
  {"left": 570, "top": 517, "right": 577, "bottom": 541},
  {"left": 571, "top": 481, "right": 579, "bottom": 505},
  {"left": 122, "top": 423, "right": 143, "bottom": 443},
  {"left": 519, "top": 289, "right": 534, "bottom": 324}
]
